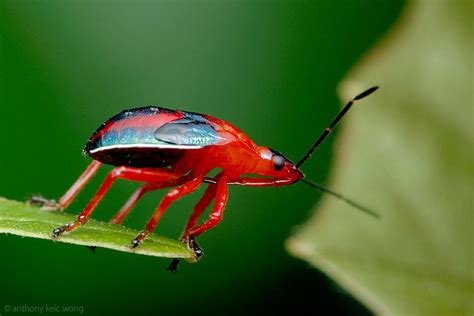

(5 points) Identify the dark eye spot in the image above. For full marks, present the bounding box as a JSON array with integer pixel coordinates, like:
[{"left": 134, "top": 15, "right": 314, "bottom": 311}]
[{"left": 272, "top": 155, "right": 285, "bottom": 171}]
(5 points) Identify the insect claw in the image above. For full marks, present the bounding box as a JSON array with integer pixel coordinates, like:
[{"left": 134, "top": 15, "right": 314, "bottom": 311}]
[
  {"left": 165, "top": 258, "right": 181, "bottom": 273},
  {"left": 130, "top": 238, "right": 140, "bottom": 248},
  {"left": 52, "top": 221, "right": 81, "bottom": 238},
  {"left": 28, "top": 195, "right": 62, "bottom": 211},
  {"left": 187, "top": 235, "right": 203, "bottom": 260},
  {"left": 165, "top": 235, "right": 202, "bottom": 273},
  {"left": 51, "top": 226, "right": 67, "bottom": 238},
  {"left": 130, "top": 231, "right": 148, "bottom": 249}
]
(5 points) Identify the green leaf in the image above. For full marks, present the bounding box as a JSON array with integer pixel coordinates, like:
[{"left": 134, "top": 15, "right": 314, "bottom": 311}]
[
  {"left": 286, "top": 1, "right": 473, "bottom": 315},
  {"left": 0, "top": 197, "right": 195, "bottom": 260}
]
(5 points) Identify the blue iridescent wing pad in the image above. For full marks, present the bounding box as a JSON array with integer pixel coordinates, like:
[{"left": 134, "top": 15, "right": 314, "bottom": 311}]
[{"left": 154, "top": 118, "right": 221, "bottom": 147}]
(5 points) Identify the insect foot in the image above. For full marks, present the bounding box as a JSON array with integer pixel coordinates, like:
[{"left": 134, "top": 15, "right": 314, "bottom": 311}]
[
  {"left": 51, "top": 221, "right": 80, "bottom": 238},
  {"left": 130, "top": 230, "right": 149, "bottom": 249},
  {"left": 187, "top": 235, "right": 203, "bottom": 260},
  {"left": 166, "top": 258, "right": 181, "bottom": 273},
  {"left": 28, "top": 195, "right": 62, "bottom": 211},
  {"left": 165, "top": 235, "right": 203, "bottom": 273}
]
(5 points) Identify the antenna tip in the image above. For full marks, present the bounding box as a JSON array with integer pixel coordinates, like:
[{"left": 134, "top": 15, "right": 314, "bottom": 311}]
[{"left": 354, "top": 86, "right": 379, "bottom": 100}]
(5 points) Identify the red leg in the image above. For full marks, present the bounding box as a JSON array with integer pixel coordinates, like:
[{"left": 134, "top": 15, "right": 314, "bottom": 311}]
[
  {"left": 110, "top": 175, "right": 191, "bottom": 225},
  {"left": 188, "top": 176, "right": 228, "bottom": 237},
  {"left": 52, "top": 166, "right": 182, "bottom": 237},
  {"left": 29, "top": 160, "right": 102, "bottom": 210},
  {"left": 182, "top": 184, "right": 217, "bottom": 237},
  {"left": 181, "top": 173, "right": 224, "bottom": 238},
  {"left": 228, "top": 177, "right": 295, "bottom": 187},
  {"left": 183, "top": 176, "right": 297, "bottom": 233},
  {"left": 109, "top": 184, "right": 151, "bottom": 225},
  {"left": 59, "top": 160, "right": 103, "bottom": 209},
  {"left": 166, "top": 174, "right": 223, "bottom": 271},
  {"left": 130, "top": 176, "right": 203, "bottom": 248}
]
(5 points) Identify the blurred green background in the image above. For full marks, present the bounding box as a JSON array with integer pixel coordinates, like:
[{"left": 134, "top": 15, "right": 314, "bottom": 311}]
[{"left": 0, "top": 1, "right": 403, "bottom": 315}]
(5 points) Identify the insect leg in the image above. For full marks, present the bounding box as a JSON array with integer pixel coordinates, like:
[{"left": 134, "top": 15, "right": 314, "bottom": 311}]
[
  {"left": 173, "top": 177, "right": 227, "bottom": 270},
  {"left": 109, "top": 183, "right": 152, "bottom": 225},
  {"left": 52, "top": 167, "right": 181, "bottom": 238},
  {"left": 187, "top": 176, "right": 228, "bottom": 237},
  {"left": 227, "top": 177, "right": 295, "bottom": 187},
  {"left": 29, "top": 160, "right": 103, "bottom": 210},
  {"left": 130, "top": 176, "right": 203, "bottom": 248},
  {"left": 164, "top": 174, "right": 223, "bottom": 272},
  {"left": 182, "top": 173, "right": 224, "bottom": 238},
  {"left": 182, "top": 184, "right": 217, "bottom": 236},
  {"left": 110, "top": 175, "right": 192, "bottom": 225},
  {"left": 58, "top": 160, "right": 103, "bottom": 209}
]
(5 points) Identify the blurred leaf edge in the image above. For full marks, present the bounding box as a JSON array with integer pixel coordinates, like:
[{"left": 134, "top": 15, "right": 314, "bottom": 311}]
[{"left": 286, "top": 0, "right": 473, "bottom": 315}]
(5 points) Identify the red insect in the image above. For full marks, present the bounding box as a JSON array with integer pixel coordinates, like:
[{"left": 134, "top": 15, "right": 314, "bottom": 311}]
[{"left": 35, "top": 87, "right": 378, "bottom": 270}]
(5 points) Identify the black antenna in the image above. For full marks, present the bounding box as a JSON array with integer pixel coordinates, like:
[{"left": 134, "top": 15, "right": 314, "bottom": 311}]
[
  {"left": 296, "top": 86, "right": 378, "bottom": 168},
  {"left": 301, "top": 178, "right": 379, "bottom": 219}
]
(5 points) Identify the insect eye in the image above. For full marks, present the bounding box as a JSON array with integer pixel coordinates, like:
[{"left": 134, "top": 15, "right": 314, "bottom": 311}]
[{"left": 272, "top": 155, "right": 285, "bottom": 171}]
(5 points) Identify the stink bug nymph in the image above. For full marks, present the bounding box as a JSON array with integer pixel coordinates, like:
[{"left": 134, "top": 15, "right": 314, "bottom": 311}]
[{"left": 34, "top": 86, "right": 379, "bottom": 271}]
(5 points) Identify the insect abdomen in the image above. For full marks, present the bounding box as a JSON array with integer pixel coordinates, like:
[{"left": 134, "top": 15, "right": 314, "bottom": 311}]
[{"left": 88, "top": 146, "right": 186, "bottom": 168}]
